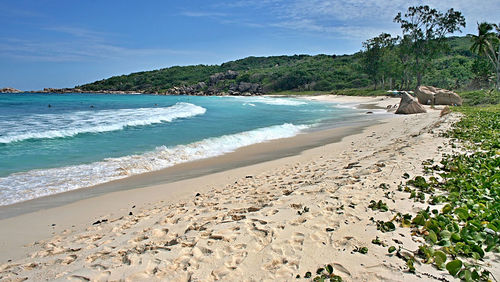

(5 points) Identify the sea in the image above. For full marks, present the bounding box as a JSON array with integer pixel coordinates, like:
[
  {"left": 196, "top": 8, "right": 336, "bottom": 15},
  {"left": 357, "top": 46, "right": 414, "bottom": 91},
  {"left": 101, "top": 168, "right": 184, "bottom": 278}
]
[{"left": 0, "top": 93, "right": 373, "bottom": 206}]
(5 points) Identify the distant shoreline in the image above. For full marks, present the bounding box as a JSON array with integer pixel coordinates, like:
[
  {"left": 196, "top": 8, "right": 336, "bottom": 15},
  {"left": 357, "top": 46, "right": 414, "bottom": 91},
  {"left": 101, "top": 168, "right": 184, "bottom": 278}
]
[{"left": 1, "top": 89, "right": 266, "bottom": 96}]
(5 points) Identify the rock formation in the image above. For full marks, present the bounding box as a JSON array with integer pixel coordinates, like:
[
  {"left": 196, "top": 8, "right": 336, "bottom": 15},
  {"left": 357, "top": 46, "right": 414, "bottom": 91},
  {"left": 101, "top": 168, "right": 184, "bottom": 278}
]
[
  {"left": 209, "top": 70, "right": 239, "bottom": 84},
  {"left": 0, "top": 87, "right": 22, "bottom": 93},
  {"left": 415, "top": 86, "right": 463, "bottom": 106},
  {"left": 165, "top": 70, "right": 263, "bottom": 96},
  {"left": 395, "top": 92, "right": 427, "bottom": 114}
]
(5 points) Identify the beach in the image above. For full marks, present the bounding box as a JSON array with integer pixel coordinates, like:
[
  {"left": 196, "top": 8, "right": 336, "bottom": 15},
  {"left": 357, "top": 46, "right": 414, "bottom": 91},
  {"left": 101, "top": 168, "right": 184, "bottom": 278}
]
[{"left": 0, "top": 95, "right": 496, "bottom": 281}]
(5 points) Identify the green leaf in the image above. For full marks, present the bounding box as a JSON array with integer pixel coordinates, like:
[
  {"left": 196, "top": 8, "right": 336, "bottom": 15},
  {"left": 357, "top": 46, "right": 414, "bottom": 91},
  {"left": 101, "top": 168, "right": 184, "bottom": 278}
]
[
  {"left": 446, "top": 259, "right": 462, "bottom": 277},
  {"left": 388, "top": 246, "right": 396, "bottom": 253},
  {"left": 464, "top": 269, "right": 472, "bottom": 281},
  {"left": 406, "top": 259, "right": 416, "bottom": 273},
  {"left": 472, "top": 270, "right": 480, "bottom": 280},
  {"left": 326, "top": 264, "right": 333, "bottom": 275},
  {"left": 455, "top": 207, "right": 469, "bottom": 220},
  {"left": 434, "top": 251, "right": 447, "bottom": 268},
  {"left": 471, "top": 244, "right": 485, "bottom": 258},
  {"left": 427, "top": 230, "right": 438, "bottom": 243},
  {"left": 413, "top": 214, "right": 426, "bottom": 226},
  {"left": 330, "top": 275, "right": 343, "bottom": 282},
  {"left": 451, "top": 232, "right": 461, "bottom": 242},
  {"left": 440, "top": 230, "right": 451, "bottom": 239},
  {"left": 384, "top": 221, "right": 396, "bottom": 232},
  {"left": 305, "top": 272, "right": 312, "bottom": 278},
  {"left": 437, "top": 239, "right": 451, "bottom": 247},
  {"left": 442, "top": 204, "right": 453, "bottom": 214}
]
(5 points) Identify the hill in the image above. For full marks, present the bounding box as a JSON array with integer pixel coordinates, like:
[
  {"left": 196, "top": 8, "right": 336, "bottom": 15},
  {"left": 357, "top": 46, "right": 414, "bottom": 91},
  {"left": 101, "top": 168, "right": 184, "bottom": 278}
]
[{"left": 77, "top": 36, "right": 478, "bottom": 95}]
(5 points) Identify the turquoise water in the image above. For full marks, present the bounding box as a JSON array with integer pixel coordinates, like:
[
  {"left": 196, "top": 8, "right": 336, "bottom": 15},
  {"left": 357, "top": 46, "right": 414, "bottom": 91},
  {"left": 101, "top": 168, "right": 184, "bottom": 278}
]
[{"left": 0, "top": 93, "right": 365, "bottom": 205}]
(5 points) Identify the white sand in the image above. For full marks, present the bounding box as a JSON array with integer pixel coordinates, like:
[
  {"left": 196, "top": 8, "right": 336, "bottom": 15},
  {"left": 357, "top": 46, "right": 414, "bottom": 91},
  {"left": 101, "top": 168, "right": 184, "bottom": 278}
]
[{"left": 0, "top": 95, "right": 497, "bottom": 281}]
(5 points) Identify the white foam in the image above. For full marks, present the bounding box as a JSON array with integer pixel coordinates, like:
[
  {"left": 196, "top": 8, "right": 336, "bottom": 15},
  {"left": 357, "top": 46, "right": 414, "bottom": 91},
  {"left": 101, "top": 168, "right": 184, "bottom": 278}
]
[
  {"left": 0, "top": 123, "right": 310, "bottom": 206},
  {"left": 0, "top": 103, "right": 206, "bottom": 144},
  {"left": 232, "top": 96, "right": 307, "bottom": 106}
]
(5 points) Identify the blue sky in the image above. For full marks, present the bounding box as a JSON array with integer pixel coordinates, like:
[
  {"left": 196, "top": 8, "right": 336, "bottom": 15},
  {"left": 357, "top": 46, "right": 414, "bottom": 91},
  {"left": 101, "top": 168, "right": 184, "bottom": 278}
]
[{"left": 1, "top": 0, "right": 499, "bottom": 90}]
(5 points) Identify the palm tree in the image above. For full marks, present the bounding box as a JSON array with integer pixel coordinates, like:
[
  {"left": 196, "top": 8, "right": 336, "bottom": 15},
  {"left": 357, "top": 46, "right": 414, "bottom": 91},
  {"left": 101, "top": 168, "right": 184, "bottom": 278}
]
[{"left": 469, "top": 22, "right": 500, "bottom": 89}]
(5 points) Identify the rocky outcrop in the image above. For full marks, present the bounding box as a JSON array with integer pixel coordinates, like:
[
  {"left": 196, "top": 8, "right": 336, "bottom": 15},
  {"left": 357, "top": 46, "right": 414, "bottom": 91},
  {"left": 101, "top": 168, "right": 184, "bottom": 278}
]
[
  {"left": 165, "top": 69, "right": 263, "bottom": 96},
  {"left": 37, "top": 88, "right": 146, "bottom": 94},
  {"left": 0, "top": 87, "right": 22, "bottom": 93},
  {"left": 209, "top": 70, "right": 239, "bottom": 84},
  {"left": 229, "top": 82, "right": 262, "bottom": 95},
  {"left": 415, "top": 86, "right": 462, "bottom": 106},
  {"left": 166, "top": 81, "right": 262, "bottom": 96},
  {"left": 395, "top": 92, "right": 427, "bottom": 114}
]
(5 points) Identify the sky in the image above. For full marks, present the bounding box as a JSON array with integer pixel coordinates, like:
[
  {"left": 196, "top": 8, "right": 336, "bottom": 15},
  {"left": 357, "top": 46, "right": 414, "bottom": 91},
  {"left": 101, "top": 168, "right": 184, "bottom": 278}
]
[{"left": 1, "top": 0, "right": 499, "bottom": 90}]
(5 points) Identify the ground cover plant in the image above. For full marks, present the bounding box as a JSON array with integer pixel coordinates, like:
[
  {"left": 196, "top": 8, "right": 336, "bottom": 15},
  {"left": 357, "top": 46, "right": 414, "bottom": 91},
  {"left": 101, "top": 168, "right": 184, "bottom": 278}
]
[{"left": 398, "top": 105, "right": 499, "bottom": 280}]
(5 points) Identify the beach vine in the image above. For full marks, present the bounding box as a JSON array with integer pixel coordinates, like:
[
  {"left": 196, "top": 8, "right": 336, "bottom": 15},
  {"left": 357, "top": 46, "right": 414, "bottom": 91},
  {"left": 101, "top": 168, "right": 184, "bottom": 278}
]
[{"left": 396, "top": 106, "right": 499, "bottom": 280}]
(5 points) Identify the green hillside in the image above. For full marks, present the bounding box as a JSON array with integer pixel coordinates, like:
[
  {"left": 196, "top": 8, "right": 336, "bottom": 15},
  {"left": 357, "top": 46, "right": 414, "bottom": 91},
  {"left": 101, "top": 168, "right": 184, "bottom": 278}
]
[{"left": 78, "top": 36, "right": 478, "bottom": 94}]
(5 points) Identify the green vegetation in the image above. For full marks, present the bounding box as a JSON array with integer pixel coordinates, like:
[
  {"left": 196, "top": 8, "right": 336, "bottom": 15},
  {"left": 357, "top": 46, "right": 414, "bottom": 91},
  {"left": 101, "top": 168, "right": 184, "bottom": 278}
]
[
  {"left": 78, "top": 36, "right": 483, "bottom": 94},
  {"left": 78, "top": 53, "right": 371, "bottom": 93},
  {"left": 458, "top": 90, "right": 500, "bottom": 106},
  {"left": 368, "top": 200, "right": 389, "bottom": 212},
  {"left": 297, "top": 264, "right": 343, "bottom": 281},
  {"left": 469, "top": 22, "right": 500, "bottom": 89},
  {"left": 388, "top": 105, "right": 499, "bottom": 280},
  {"left": 393, "top": 5, "right": 466, "bottom": 87}
]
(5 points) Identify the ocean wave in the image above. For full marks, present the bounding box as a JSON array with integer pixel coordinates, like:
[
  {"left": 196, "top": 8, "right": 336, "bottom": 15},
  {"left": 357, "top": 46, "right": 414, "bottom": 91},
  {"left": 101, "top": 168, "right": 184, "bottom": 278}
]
[
  {"left": 0, "top": 103, "right": 206, "bottom": 144},
  {"left": 0, "top": 123, "right": 310, "bottom": 206},
  {"left": 232, "top": 96, "right": 307, "bottom": 106}
]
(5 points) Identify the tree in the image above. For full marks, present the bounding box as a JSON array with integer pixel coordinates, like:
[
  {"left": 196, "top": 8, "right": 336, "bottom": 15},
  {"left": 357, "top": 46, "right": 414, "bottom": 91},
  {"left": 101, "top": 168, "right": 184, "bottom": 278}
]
[
  {"left": 396, "top": 35, "right": 414, "bottom": 89},
  {"left": 361, "top": 33, "right": 398, "bottom": 89},
  {"left": 469, "top": 22, "right": 500, "bottom": 89},
  {"left": 394, "top": 5, "right": 466, "bottom": 87}
]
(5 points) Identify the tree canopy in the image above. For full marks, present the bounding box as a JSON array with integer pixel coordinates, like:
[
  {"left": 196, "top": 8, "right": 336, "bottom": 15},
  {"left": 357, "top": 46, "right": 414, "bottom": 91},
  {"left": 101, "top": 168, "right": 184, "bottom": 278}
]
[
  {"left": 394, "top": 5, "right": 466, "bottom": 86},
  {"left": 469, "top": 22, "right": 500, "bottom": 89}
]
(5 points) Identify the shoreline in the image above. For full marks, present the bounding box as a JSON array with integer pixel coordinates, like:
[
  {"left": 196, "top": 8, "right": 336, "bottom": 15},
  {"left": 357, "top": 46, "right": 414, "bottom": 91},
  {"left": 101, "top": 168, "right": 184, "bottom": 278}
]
[
  {"left": 3, "top": 95, "right": 486, "bottom": 281},
  {"left": 0, "top": 119, "right": 379, "bottom": 219},
  {"left": 0, "top": 96, "right": 399, "bottom": 259},
  {"left": 0, "top": 95, "right": 397, "bottom": 216}
]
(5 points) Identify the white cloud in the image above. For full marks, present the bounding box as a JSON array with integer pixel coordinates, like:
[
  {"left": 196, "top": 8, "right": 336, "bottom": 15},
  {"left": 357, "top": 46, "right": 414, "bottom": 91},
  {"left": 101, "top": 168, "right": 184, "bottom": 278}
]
[
  {"left": 278, "top": 0, "right": 499, "bottom": 35},
  {"left": 0, "top": 27, "right": 207, "bottom": 62},
  {"left": 204, "top": 0, "right": 499, "bottom": 39}
]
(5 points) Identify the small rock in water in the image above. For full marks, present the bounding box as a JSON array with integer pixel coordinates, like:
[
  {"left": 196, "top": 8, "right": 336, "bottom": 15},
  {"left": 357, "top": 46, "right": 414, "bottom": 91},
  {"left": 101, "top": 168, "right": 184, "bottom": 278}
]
[
  {"left": 195, "top": 193, "right": 201, "bottom": 197},
  {"left": 366, "top": 111, "right": 373, "bottom": 114},
  {"left": 129, "top": 212, "right": 133, "bottom": 216},
  {"left": 245, "top": 175, "right": 253, "bottom": 178},
  {"left": 132, "top": 205, "right": 136, "bottom": 208}
]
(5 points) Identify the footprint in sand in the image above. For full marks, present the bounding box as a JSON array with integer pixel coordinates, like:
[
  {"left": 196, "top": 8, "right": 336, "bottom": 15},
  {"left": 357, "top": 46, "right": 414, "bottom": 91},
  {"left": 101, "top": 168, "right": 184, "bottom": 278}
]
[{"left": 289, "top": 232, "right": 305, "bottom": 251}]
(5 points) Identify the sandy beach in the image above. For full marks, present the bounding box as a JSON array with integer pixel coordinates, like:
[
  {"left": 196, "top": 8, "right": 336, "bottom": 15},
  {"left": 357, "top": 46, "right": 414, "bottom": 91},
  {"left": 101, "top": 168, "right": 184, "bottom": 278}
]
[{"left": 0, "top": 95, "right": 497, "bottom": 281}]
